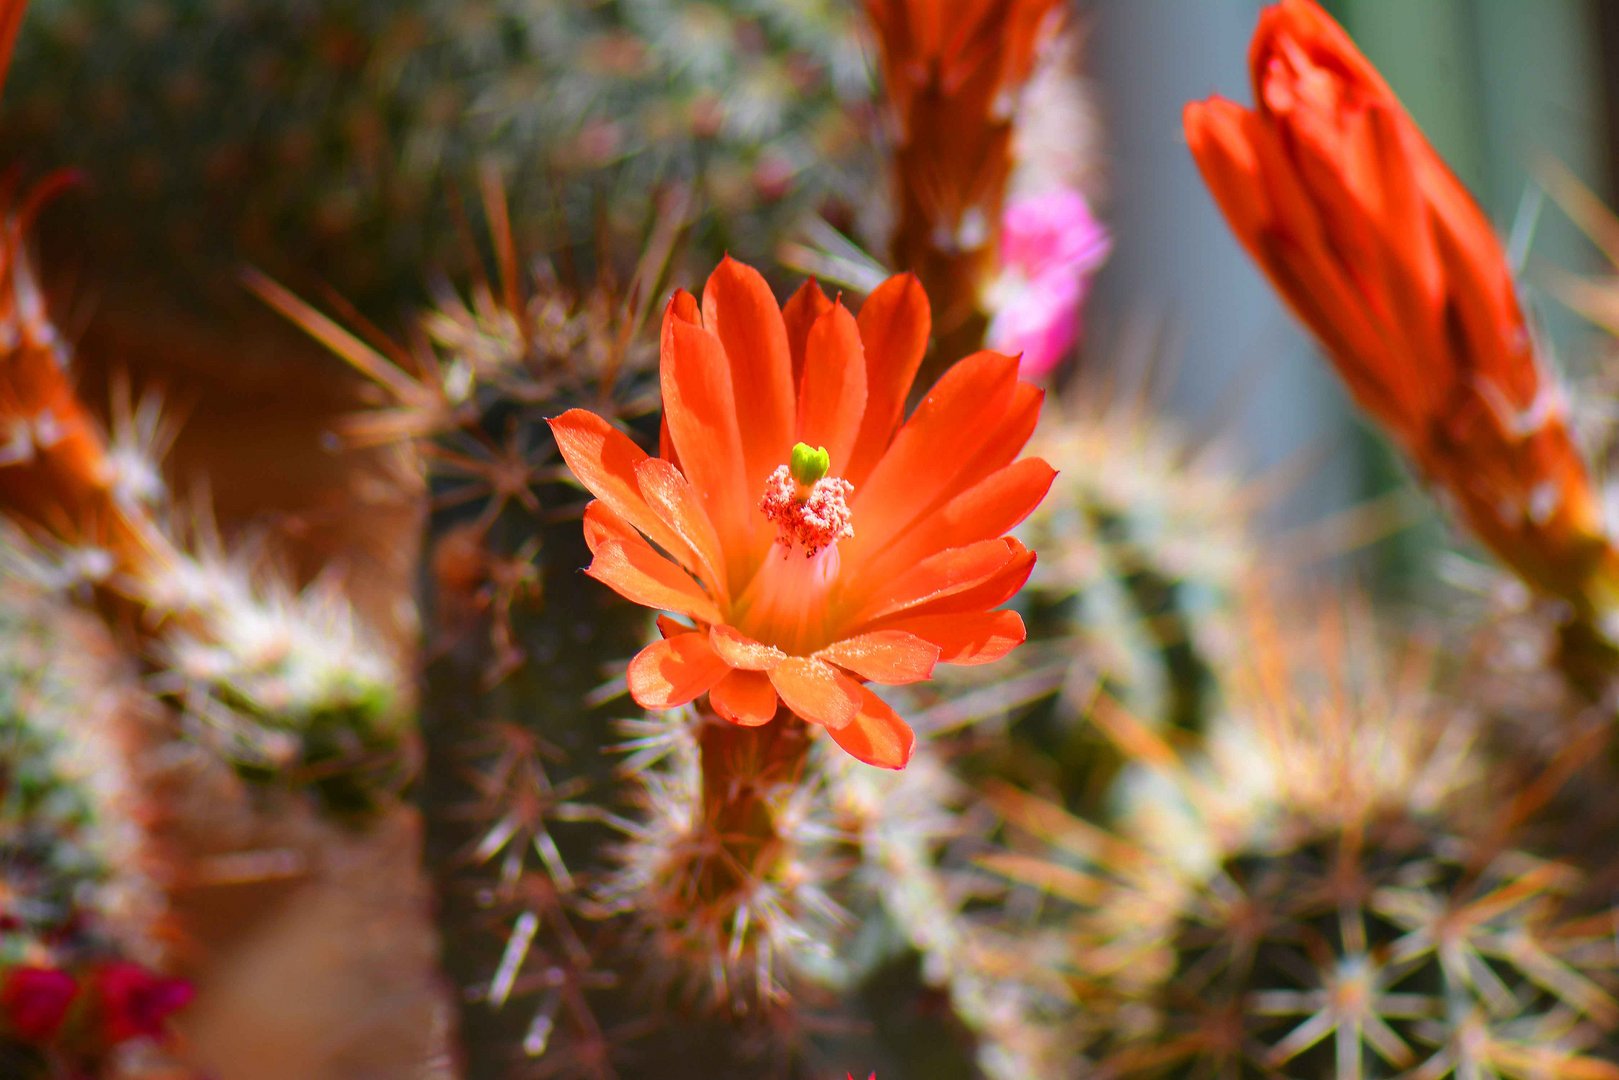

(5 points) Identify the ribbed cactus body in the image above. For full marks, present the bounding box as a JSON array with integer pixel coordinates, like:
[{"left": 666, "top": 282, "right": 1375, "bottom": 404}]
[
  {"left": 997, "top": 394, "right": 1252, "bottom": 812},
  {"left": 1013, "top": 607, "right": 1619, "bottom": 1079},
  {"left": 0, "top": 598, "right": 110, "bottom": 960},
  {"left": 2, "top": 0, "right": 876, "bottom": 310},
  {"left": 0, "top": 589, "right": 196, "bottom": 1078},
  {"left": 1120, "top": 819, "right": 1615, "bottom": 1077}
]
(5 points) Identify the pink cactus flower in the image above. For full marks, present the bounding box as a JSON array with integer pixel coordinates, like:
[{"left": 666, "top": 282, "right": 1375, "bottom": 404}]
[
  {"left": 87, "top": 961, "right": 194, "bottom": 1046},
  {"left": 1, "top": 965, "right": 79, "bottom": 1044},
  {"left": 986, "top": 188, "right": 1110, "bottom": 379}
]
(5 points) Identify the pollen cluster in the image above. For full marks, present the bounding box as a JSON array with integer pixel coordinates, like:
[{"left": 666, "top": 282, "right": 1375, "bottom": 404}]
[{"left": 759, "top": 465, "right": 854, "bottom": 558}]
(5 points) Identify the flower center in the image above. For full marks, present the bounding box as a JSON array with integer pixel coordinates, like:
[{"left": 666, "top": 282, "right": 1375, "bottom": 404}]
[
  {"left": 759, "top": 442, "right": 854, "bottom": 558},
  {"left": 733, "top": 444, "right": 854, "bottom": 654}
]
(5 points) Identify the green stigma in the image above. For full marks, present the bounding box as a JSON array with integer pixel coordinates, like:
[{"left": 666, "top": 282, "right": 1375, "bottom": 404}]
[{"left": 789, "top": 442, "right": 831, "bottom": 487}]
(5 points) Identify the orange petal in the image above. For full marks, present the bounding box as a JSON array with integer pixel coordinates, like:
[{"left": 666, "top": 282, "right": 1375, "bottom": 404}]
[
  {"left": 709, "top": 624, "right": 787, "bottom": 671},
  {"left": 847, "top": 272, "right": 931, "bottom": 485},
  {"left": 660, "top": 294, "right": 753, "bottom": 574},
  {"left": 655, "top": 614, "right": 694, "bottom": 639},
  {"left": 709, "top": 669, "right": 779, "bottom": 727},
  {"left": 817, "top": 630, "right": 940, "bottom": 685},
  {"left": 626, "top": 633, "right": 730, "bottom": 709},
  {"left": 782, "top": 278, "right": 834, "bottom": 390},
  {"left": 769, "top": 656, "right": 861, "bottom": 730},
  {"left": 960, "top": 382, "right": 1045, "bottom": 489},
  {"left": 581, "top": 499, "right": 637, "bottom": 551},
  {"left": 861, "top": 455, "right": 1055, "bottom": 584},
  {"left": 550, "top": 410, "right": 692, "bottom": 568},
  {"left": 1185, "top": 98, "right": 1272, "bottom": 259},
  {"left": 701, "top": 257, "right": 797, "bottom": 493},
  {"left": 851, "top": 351, "right": 1020, "bottom": 555},
  {"left": 824, "top": 685, "right": 915, "bottom": 770},
  {"left": 795, "top": 299, "right": 868, "bottom": 471},
  {"left": 669, "top": 287, "right": 702, "bottom": 326},
  {"left": 634, "top": 457, "right": 728, "bottom": 604},
  {"left": 897, "top": 539, "right": 1036, "bottom": 617},
  {"left": 853, "top": 537, "right": 1024, "bottom": 624},
  {"left": 585, "top": 529, "right": 724, "bottom": 625},
  {"left": 878, "top": 609, "right": 1026, "bottom": 665}
]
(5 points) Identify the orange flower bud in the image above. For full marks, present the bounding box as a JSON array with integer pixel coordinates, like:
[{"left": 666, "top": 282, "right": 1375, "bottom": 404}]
[
  {"left": 1185, "top": 0, "right": 1614, "bottom": 605},
  {"left": 866, "top": 0, "right": 1064, "bottom": 338}
]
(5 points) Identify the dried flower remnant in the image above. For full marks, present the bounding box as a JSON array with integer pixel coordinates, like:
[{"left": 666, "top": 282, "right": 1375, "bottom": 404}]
[
  {"left": 1185, "top": 0, "right": 1617, "bottom": 611},
  {"left": 552, "top": 257, "right": 1052, "bottom": 769}
]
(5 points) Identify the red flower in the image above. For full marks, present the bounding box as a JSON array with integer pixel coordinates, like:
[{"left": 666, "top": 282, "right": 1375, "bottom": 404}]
[
  {"left": 1, "top": 965, "right": 78, "bottom": 1043},
  {"left": 552, "top": 258, "right": 1050, "bottom": 769},
  {"left": 88, "top": 962, "right": 193, "bottom": 1046},
  {"left": 1184, "top": 0, "right": 1614, "bottom": 604}
]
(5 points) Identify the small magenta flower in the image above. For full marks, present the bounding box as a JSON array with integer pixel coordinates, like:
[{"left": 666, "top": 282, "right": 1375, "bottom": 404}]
[
  {"left": 1, "top": 965, "right": 79, "bottom": 1043},
  {"left": 87, "top": 961, "right": 194, "bottom": 1045},
  {"left": 985, "top": 188, "right": 1111, "bottom": 379}
]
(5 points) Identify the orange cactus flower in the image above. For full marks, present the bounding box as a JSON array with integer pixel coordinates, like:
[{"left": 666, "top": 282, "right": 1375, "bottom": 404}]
[
  {"left": 866, "top": 0, "right": 1065, "bottom": 342},
  {"left": 550, "top": 258, "right": 1051, "bottom": 769},
  {"left": 1184, "top": 0, "right": 1615, "bottom": 606}
]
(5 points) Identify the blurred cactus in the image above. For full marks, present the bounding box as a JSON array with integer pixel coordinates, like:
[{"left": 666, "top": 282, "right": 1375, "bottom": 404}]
[
  {"left": 1, "top": 0, "right": 876, "bottom": 311},
  {"left": 1007, "top": 381, "right": 1254, "bottom": 808},
  {"left": 0, "top": 164, "right": 410, "bottom": 815},
  {"left": 0, "top": 587, "right": 196, "bottom": 1078},
  {"left": 994, "top": 599, "right": 1619, "bottom": 1078},
  {"left": 258, "top": 180, "right": 676, "bottom": 1074}
]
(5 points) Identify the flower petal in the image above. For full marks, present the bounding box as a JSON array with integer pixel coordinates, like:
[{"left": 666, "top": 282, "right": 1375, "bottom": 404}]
[
  {"left": 877, "top": 609, "right": 1026, "bottom": 665},
  {"left": 701, "top": 257, "right": 797, "bottom": 494},
  {"left": 861, "top": 455, "right": 1055, "bottom": 584},
  {"left": 896, "top": 539, "right": 1036, "bottom": 617},
  {"left": 626, "top": 633, "right": 731, "bottom": 709},
  {"left": 817, "top": 630, "right": 939, "bottom": 685},
  {"left": 825, "top": 685, "right": 915, "bottom": 770},
  {"left": 580, "top": 498, "right": 637, "bottom": 550},
  {"left": 852, "top": 537, "right": 1025, "bottom": 624},
  {"left": 584, "top": 504, "right": 724, "bottom": 624},
  {"left": 669, "top": 287, "right": 702, "bottom": 325},
  {"left": 1184, "top": 98, "right": 1272, "bottom": 259},
  {"left": 851, "top": 350, "right": 1020, "bottom": 556},
  {"left": 782, "top": 278, "right": 834, "bottom": 389},
  {"left": 709, "top": 624, "right": 787, "bottom": 671},
  {"left": 709, "top": 669, "right": 779, "bottom": 727},
  {"left": 660, "top": 293, "right": 754, "bottom": 575},
  {"left": 550, "top": 410, "right": 692, "bottom": 568},
  {"left": 955, "top": 381, "right": 1045, "bottom": 492},
  {"left": 796, "top": 299, "right": 868, "bottom": 471},
  {"left": 634, "top": 457, "right": 728, "bottom": 604},
  {"left": 655, "top": 614, "right": 693, "bottom": 639},
  {"left": 769, "top": 656, "right": 861, "bottom": 730},
  {"left": 847, "top": 272, "right": 931, "bottom": 485}
]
